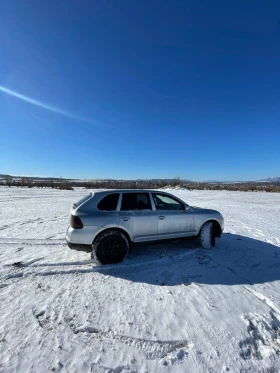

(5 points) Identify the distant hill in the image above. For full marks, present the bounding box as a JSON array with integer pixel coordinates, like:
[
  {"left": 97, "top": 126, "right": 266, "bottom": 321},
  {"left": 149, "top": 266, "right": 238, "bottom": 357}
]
[
  {"left": 259, "top": 177, "right": 280, "bottom": 182},
  {"left": 1, "top": 174, "right": 279, "bottom": 183},
  {"left": 0, "top": 174, "right": 72, "bottom": 181}
]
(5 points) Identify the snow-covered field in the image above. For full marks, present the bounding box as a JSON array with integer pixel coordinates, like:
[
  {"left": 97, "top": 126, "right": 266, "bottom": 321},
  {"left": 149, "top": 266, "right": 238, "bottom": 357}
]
[{"left": 0, "top": 187, "right": 280, "bottom": 373}]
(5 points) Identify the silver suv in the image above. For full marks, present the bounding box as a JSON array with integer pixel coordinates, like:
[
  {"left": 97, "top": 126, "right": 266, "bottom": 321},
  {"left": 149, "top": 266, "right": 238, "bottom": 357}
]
[{"left": 66, "top": 190, "right": 224, "bottom": 264}]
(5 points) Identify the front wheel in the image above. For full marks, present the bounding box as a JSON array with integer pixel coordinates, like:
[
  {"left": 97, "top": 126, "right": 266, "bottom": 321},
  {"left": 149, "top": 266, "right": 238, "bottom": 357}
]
[
  {"left": 92, "top": 230, "right": 129, "bottom": 265},
  {"left": 200, "top": 222, "right": 215, "bottom": 249}
]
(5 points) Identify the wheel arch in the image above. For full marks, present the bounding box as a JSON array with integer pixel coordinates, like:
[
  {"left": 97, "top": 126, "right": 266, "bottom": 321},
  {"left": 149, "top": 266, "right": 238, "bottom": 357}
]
[
  {"left": 199, "top": 219, "right": 222, "bottom": 238},
  {"left": 92, "top": 227, "right": 131, "bottom": 245}
]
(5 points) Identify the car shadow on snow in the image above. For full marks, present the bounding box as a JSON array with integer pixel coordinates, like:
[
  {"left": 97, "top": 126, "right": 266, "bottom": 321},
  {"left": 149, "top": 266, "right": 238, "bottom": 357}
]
[{"left": 94, "top": 233, "right": 280, "bottom": 286}]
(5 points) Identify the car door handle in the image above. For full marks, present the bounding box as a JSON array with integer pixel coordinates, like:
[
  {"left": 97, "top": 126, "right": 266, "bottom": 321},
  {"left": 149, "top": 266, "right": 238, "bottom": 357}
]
[
  {"left": 158, "top": 216, "right": 165, "bottom": 220},
  {"left": 122, "top": 217, "right": 130, "bottom": 221}
]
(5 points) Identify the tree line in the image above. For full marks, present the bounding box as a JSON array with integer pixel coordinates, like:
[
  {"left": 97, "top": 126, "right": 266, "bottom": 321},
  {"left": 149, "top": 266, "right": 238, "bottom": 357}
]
[{"left": 1, "top": 176, "right": 280, "bottom": 192}]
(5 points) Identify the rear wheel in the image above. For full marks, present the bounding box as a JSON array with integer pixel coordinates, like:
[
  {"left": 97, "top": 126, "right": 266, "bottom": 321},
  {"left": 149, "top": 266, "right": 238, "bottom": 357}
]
[
  {"left": 200, "top": 222, "right": 215, "bottom": 249},
  {"left": 92, "top": 230, "right": 129, "bottom": 265}
]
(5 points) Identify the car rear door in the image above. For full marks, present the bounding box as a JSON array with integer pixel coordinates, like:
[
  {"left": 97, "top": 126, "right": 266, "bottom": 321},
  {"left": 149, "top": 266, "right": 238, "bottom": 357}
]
[
  {"left": 118, "top": 192, "right": 158, "bottom": 242},
  {"left": 151, "top": 192, "right": 195, "bottom": 239}
]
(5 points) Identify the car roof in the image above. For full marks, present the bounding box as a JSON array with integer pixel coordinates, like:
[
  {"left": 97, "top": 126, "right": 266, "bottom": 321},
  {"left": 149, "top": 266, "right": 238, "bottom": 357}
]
[
  {"left": 92, "top": 189, "right": 159, "bottom": 194},
  {"left": 90, "top": 189, "right": 170, "bottom": 197}
]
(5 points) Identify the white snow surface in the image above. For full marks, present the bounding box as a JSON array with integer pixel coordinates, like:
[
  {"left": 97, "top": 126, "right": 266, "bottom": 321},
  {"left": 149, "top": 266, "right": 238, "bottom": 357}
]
[{"left": 0, "top": 187, "right": 280, "bottom": 373}]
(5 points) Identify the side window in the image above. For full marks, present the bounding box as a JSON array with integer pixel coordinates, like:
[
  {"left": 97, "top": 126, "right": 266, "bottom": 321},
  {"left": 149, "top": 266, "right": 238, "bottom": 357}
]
[
  {"left": 121, "top": 193, "right": 152, "bottom": 210},
  {"left": 97, "top": 193, "right": 119, "bottom": 211},
  {"left": 152, "top": 193, "right": 184, "bottom": 211}
]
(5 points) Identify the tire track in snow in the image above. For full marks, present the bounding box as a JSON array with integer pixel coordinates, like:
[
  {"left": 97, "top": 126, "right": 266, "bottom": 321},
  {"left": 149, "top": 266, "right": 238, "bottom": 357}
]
[
  {"left": 243, "top": 286, "right": 280, "bottom": 315},
  {"left": 1, "top": 249, "right": 198, "bottom": 293},
  {"left": 3, "top": 248, "right": 198, "bottom": 281},
  {"left": 226, "top": 266, "right": 254, "bottom": 285},
  {"left": 0, "top": 238, "right": 65, "bottom": 246},
  {"left": 32, "top": 300, "right": 192, "bottom": 365},
  {"left": 226, "top": 264, "right": 280, "bottom": 315},
  {"left": 3, "top": 257, "right": 45, "bottom": 268},
  {"left": 73, "top": 325, "right": 191, "bottom": 361}
]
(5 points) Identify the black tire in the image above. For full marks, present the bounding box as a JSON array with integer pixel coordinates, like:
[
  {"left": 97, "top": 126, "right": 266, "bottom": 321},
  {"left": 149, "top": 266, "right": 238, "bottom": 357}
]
[
  {"left": 200, "top": 222, "right": 215, "bottom": 249},
  {"left": 92, "top": 230, "right": 129, "bottom": 265}
]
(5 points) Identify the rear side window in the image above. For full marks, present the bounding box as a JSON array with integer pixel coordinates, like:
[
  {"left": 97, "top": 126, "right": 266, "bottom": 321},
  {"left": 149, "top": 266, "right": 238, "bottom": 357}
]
[
  {"left": 121, "top": 193, "right": 152, "bottom": 210},
  {"left": 97, "top": 193, "right": 119, "bottom": 211},
  {"left": 74, "top": 193, "right": 92, "bottom": 209}
]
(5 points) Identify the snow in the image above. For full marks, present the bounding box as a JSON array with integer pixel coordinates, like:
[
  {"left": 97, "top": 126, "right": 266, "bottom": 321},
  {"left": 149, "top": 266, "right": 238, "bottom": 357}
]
[{"left": 0, "top": 186, "right": 280, "bottom": 372}]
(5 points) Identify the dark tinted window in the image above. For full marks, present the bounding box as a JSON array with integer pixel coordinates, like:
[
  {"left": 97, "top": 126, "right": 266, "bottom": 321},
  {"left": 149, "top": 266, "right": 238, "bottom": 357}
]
[
  {"left": 121, "top": 193, "right": 152, "bottom": 210},
  {"left": 97, "top": 193, "right": 119, "bottom": 211},
  {"left": 152, "top": 193, "right": 184, "bottom": 210}
]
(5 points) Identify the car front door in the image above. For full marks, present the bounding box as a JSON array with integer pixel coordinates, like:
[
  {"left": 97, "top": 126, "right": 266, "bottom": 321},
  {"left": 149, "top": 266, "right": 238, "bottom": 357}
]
[
  {"left": 118, "top": 192, "right": 158, "bottom": 242},
  {"left": 151, "top": 193, "right": 194, "bottom": 239}
]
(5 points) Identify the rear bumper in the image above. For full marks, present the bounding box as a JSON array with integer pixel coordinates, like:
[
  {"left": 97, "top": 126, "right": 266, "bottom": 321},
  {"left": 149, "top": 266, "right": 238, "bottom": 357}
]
[
  {"left": 65, "top": 237, "right": 92, "bottom": 252},
  {"left": 66, "top": 226, "right": 97, "bottom": 245},
  {"left": 66, "top": 227, "right": 93, "bottom": 252}
]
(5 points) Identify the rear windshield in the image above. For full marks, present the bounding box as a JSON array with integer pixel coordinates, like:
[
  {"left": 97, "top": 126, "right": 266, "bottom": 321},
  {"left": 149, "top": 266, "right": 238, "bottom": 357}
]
[{"left": 74, "top": 193, "right": 92, "bottom": 209}]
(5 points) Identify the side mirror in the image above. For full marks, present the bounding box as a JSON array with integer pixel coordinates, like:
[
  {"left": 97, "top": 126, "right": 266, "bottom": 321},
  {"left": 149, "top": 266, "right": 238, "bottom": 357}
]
[{"left": 185, "top": 204, "right": 190, "bottom": 211}]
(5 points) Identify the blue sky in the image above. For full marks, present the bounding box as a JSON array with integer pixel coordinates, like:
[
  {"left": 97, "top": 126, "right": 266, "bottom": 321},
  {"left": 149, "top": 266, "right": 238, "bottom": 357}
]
[{"left": 0, "top": 0, "right": 279, "bottom": 181}]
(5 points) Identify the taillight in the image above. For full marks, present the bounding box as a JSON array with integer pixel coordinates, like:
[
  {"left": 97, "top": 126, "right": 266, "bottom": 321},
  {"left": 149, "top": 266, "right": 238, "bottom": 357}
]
[{"left": 70, "top": 215, "right": 83, "bottom": 229}]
